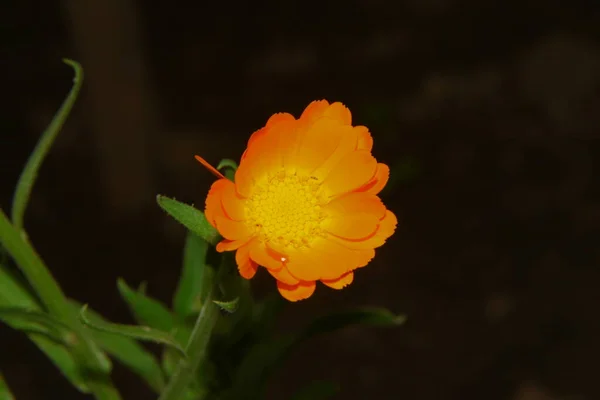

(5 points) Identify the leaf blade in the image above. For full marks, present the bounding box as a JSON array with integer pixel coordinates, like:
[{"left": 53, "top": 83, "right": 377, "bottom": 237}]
[
  {"left": 156, "top": 196, "right": 218, "bottom": 245},
  {"left": 79, "top": 305, "right": 187, "bottom": 358},
  {"left": 70, "top": 302, "right": 165, "bottom": 393},
  {"left": 0, "top": 372, "right": 16, "bottom": 400},
  {"left": 117, "top": 278, "right": 176, "bottom": 332},
  {"left": 11, "top": 59, "right": 84, "bottom": 229},
  {"left": 173, "top": 233, "right": 210, "bottom": 317}
]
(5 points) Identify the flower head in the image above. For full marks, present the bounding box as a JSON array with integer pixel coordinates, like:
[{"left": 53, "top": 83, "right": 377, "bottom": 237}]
[{"left": 197, "top": 100, "right": 397, "bottom": 301}]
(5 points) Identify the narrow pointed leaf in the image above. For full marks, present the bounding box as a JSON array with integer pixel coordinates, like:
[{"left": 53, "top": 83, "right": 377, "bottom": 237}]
[
  {"left": 0, "top": 263, "right": 39, "bottom": 308},
  {"left": 69, "top": 301, "right": 165, "bottom": 393},
  {"left": 79, "top": 305, "right": 186, "bottom": 358},
  {"left": 0, "top": 372, "right": 15, "bottom": 400},
  {"left": 0, "top": 266, "right": 89, "bottom": 392},
  {"left": 117, "top": 278, "right": 175, "bottom": 332},
  {"left": 213, "top": 298, "right": 239, "bottom": 313},
  {"left": 173, "top": 233, "right": 210, "bottom": 317},
  {"left": 291, "top": 381, "right": 339, "bottom": 400},
  {"left": 11, "top": 59, "right": 83, "bottom": 229},
  {"left": 156, "top": 195, "right": 218, "bottom": 244},
  {"left": 30, "top": 333, "right": 90, "bottom": 392},
  {"left": 0, "top": 307, "right": 71, "bottom": 342}
]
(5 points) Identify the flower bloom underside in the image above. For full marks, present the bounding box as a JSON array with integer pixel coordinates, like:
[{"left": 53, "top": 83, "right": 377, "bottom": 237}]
[{"left": 197, "top": 100, "right": 397, "bottom": 301}]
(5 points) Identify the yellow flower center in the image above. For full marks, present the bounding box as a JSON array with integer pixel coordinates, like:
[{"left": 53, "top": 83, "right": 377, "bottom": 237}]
[{"left": 245, "top": 169, "right": 326, "bottom": 248}]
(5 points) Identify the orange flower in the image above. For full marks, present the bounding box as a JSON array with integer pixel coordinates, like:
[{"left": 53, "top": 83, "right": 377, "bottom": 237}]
[{"left": 196, "top": 100, "right": 397, "bottom": 301}]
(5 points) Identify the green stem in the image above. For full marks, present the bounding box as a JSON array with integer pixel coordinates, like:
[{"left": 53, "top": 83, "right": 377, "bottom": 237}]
[
  {"left": 11, "top": 59, "right": 84, "bottom": 230},
  {"left": 158, "top": 291, "right": 219, "bottom": 400},
  {"left": 0, "top": 208, "right": 121, "bottom": 399}
]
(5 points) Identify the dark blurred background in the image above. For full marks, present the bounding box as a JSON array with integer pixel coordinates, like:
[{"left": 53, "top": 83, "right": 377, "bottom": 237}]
[{"left": 2, "top": 0, "right": 600, "bottom": 399}]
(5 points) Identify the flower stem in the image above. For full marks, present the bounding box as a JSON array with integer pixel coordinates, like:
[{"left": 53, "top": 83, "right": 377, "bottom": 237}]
[
  {"left": 0, "top": 208, "right": 121, "bottom": 399},
  {"left": 158, "top": 291, "right": 219, "bottom": 400}
]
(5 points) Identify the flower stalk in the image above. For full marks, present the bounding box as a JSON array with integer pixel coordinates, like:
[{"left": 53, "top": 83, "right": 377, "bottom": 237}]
[{"left": 158, "top": 290, "right": 220, "bottom": 400}]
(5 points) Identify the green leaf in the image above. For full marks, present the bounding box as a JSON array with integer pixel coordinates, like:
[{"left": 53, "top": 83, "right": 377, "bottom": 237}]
[
  {"left": 0, "top": 263, "right": 39, "bottom": 308},
  {"left": 0, "top": 307, "right": 71, "bottom": 342},
  {"left": 79, "top": 305, "right": 187, "bottom": 358},
  {"left": 0, "top": 265, "right": 89, "bottom": 393},
  {"left": 173, "top": 233, "right": 211, "bottom": 317},
  {"left": 11, "top": 59, "right": 83, "bottom": 229},
  {"left": 156, "top": 195, "right": 219, "bottom": 245},
  {"left": 217, "top": 159, "right": 237, "bottom": 181},
  {"left": 69, "top": 301, "right": 165, "bottom": 393},
  {"left": 213, "top": 298, "right": 239, "bottom": 313},
  {"left": 117, "top": 278, "right": 176, "bottom": 332},
  {"left": 29, "top": 333, "right": 90, "bottom": 393},
  {"left": 291, "top": 381, "right": 339, "bottom": 400},
  {"left": 0, "top": 372, "right": 15, "bottom": 400},
  {"left": 300, "top": 307, "right": 406, "bottom": 340}
]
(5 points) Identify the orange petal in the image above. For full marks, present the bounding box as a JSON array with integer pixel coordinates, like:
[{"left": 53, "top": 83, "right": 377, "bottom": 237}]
[
  {"left": 248, "top": 242, "right": 285, "bottom": 271},
  {"left": 299, "top": 100, "right": 352, "bottom": 126},
  {"left": 325, "top": 214, "right": 380, "bottom": 240},
  {"left": 324, "top": 192, "right": 386, "bottom": 219},
  {"left": 313, "top": 238, "right": 375, "bottom": 280},
  {"left": 221, "top": 180, "right": 246, "bottom": 221},
  {"left": 266, "top": 112, "right": 296, "bottom": 128},
  {"left": 321, "top": 271, "right": 354, "bottom": 289},
  {"left": 214, "top": 215, "right": 251, "bottom": 241},
  {"left": 216, "top": 238, "right": 248, "bottom": 252},
  {"left": 355, "top": 126, "right": 373, "bottom": 151},
  {"left": 323, "top": 150, "right": 377, "bottom": 197},
  {"left": 322, "top": 102, "right": 352, "bottom": 125},
  {"left": 330, "top": 209, "right": 397, "bottom": 250},
  {"left": 245, "top": 128, "right": 265, "bottom": 154},
  {"left": 205, "top": 179, "right": 230, "bottom": 227},
  {"left": 277, "top": 280, "right": 316, "bottom": 302},
  {"left": 283, "top": 248, "right": 323, "bottom": 281},
  {"left": 310, "top": 125, "right": 360, "bottom": 180},
  {"left": 290, "top": 117, "right": 354, "bottom": 174},
  {"left": 194, "top": 155, "right": 225, "bottom": 179},
  {"left": 235, "top": 242, "right": 258, "bottom": 279},
  {"left": 300, "top": 100, "right": 330, "bottom": 123},
  {"left": 268, "top": 264, "right": 300, "bottom": 285},
  {"left": 235, "top": 160, "right": 259, "bottom": 197},
  {"left": 284, "top": 237, "right": 374, "bottom": 281},
  {"left": 358, "top": 163, "right": 390, "bottom": 195},
  {"left": 240, "top": 118, "right": 298, "bottom": 183}
]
